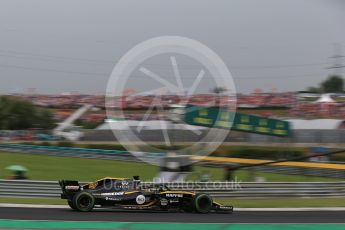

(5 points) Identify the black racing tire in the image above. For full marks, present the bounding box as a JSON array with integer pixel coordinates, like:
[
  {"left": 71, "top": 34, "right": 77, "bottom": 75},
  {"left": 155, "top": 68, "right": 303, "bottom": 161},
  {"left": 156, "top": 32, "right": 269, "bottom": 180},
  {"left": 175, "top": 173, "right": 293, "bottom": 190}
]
[
  {"left": 72, "top": 191, "right": 95, "bottom": 212},
  {"left": 67, "top": 200, "right": 77, "bottom": 210},
  {"left": 193, "top": 194, "right": 213, "bottom": 214}
]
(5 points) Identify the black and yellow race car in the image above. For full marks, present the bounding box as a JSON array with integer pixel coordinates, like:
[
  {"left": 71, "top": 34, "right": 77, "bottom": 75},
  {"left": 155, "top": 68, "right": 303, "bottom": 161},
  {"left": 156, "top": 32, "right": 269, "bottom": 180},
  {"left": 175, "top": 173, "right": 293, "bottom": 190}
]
[{"left": 59, "top": 176, "right": 233, "bottom": 213}]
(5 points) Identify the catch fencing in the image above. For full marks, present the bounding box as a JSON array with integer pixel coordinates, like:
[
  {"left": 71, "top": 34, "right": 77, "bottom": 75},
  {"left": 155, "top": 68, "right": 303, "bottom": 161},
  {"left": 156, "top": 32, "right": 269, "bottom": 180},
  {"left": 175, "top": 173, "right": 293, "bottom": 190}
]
[{"left": 0, "top": 179, "right": 344, "bottom": 199}]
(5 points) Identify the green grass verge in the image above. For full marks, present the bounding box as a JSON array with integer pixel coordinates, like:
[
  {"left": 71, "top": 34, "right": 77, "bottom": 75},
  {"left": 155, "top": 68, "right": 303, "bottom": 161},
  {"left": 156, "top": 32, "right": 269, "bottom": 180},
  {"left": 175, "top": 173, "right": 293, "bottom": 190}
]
[
  {"left": 0, "top": 152, "right": 158, "bottom": 181},
  {"left": 1, "top": 197, "right": 345, "bottom": 208},
  {"left": 187, "top": 167, "right": 341, "bottom": 182},
  {"left": 0, "top": 152, "right": 342, "bottom": 182}
]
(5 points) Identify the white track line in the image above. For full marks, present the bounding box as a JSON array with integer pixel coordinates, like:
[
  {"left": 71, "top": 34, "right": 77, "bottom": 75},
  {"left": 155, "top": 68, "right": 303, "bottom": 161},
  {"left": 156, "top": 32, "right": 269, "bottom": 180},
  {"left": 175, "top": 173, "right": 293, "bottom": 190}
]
[
  {"left": 1, "top": 203, "right": 345, "bottom": 211},
  {"left": 0, "top": 203, "right": 68, "bottom": 209}
]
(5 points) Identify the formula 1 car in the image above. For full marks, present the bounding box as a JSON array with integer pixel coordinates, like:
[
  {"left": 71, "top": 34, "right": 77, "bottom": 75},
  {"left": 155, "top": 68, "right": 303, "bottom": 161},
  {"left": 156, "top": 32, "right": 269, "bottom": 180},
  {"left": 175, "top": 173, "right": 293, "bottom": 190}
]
[{"left": 59, "top": 176, "right": 233, "bottom": 213}]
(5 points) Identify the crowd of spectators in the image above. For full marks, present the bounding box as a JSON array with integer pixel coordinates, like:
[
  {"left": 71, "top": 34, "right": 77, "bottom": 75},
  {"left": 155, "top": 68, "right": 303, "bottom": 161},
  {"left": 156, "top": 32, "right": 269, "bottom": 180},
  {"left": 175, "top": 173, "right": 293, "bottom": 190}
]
[
  {"left": 237, "top": 92, "right": 297, "bottom": 108},
  {"left": 289, "top": 101, "right": 345, "bottom": 118},
  {"left": 15, "top": 92, "right": 298, "bottom": 109},
  {"left": 17, "top": 94, "right": 105, "bottom": 109},
  {"left": 13, "top": 92, "right": 345, "bottom": 120},
  {"left": 108, "top": 94, "right": 235, "bottom": 109}
]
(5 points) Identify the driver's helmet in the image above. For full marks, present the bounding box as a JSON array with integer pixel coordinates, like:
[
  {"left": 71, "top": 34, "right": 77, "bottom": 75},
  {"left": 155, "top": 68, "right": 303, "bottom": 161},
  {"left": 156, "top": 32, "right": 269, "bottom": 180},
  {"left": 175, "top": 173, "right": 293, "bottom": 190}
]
[{"left": 133, "top": 176, "right": 141, "bottom": 189}]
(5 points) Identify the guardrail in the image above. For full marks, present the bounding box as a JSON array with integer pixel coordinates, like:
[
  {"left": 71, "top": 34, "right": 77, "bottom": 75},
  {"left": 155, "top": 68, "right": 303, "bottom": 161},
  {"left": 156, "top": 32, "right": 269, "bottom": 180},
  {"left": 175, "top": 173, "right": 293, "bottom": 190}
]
[{"left": 1, "top": 180, "right": 344, "bottom": 199}]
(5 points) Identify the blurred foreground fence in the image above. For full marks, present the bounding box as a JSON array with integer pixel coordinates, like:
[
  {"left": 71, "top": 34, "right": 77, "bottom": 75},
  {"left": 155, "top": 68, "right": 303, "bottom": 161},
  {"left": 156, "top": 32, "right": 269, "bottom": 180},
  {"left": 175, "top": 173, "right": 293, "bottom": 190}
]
[{"left": 1, "top": 179, "right": 344, "bottom": 199}]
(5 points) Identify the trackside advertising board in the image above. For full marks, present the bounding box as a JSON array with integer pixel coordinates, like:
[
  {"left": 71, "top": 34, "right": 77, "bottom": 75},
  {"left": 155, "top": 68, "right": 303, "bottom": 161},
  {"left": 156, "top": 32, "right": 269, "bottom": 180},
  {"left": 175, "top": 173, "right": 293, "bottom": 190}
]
[{"left": 184, "top": 105, "right": 290, "bottom": 137}]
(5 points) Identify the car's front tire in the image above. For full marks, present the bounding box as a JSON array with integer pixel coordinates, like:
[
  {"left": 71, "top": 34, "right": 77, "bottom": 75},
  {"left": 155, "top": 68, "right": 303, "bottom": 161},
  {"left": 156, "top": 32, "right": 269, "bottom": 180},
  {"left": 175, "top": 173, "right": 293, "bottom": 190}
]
[{"left": 72, "top": 191, "right": 95, "bottom": 212}]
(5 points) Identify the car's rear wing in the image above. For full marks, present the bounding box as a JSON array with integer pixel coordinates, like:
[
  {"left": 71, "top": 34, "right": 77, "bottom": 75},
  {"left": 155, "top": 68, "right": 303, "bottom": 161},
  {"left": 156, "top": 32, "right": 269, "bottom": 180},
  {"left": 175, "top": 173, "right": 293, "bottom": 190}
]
[{"left": 58, "top": 180, "right": 81, "bottom": 199}]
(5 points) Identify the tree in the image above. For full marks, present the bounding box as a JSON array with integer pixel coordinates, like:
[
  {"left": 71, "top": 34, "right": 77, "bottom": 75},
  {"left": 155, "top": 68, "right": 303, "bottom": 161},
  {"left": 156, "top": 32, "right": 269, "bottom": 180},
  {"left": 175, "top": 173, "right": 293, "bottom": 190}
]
[
  {"left": 320, "top": 75, "right": 344, "bottom": 93},
  {"left": 306, "top": 87, "right": 321, "bottom": 93},
  {"left": 0, "top": 96, "right": 55, "bottom": 130}
]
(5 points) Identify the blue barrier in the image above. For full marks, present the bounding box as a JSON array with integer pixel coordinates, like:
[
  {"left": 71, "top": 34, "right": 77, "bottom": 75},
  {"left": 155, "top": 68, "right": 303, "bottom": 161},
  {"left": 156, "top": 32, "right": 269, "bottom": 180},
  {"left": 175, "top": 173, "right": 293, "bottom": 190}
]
[
  {"left": 0, "top": 143, "right": 127, "bottom": 154},
  {"left": 0, "top": 143, "right": 166, "bottom": 158}
]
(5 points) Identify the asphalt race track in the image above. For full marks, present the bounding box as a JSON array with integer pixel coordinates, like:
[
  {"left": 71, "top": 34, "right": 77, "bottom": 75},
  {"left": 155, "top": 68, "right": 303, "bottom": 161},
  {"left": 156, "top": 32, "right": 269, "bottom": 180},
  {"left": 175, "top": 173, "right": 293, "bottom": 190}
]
[{"left": 1, "top": 207, "right": 345, "bottom": 223}]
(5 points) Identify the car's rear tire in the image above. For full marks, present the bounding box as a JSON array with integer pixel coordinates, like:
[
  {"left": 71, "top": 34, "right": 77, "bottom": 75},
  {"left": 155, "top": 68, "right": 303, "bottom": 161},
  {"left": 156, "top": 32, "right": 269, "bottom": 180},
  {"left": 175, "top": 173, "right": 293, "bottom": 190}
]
[
  {"left": 193, "top": 194, "right": 213, "bottom": 213},
  {"left": 67, "top": 200, "right": 77, "bottom": 210},
  {"left": 72, "top": 191, "right": 95, "bottom": 212}
]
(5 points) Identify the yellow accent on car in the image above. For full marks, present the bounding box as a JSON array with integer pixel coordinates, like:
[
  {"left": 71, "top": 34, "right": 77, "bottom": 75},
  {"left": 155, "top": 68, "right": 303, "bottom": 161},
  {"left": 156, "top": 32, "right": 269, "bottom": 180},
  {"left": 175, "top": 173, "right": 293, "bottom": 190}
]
[
  {"left": 124, "top": 191, "right": 140, "bottom": 195},
  {"left": 213, "top": 201, "right": 222, "bottom": 206},
  {"left": 97, "top": 177, "right": 130, "bottom": 181}
]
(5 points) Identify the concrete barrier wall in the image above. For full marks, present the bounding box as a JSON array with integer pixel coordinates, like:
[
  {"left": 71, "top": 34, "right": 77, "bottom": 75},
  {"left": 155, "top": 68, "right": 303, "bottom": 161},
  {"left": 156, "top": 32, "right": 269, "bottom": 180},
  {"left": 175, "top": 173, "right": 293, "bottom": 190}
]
[{"left": 82, "top": 129, "right": 345, "bottom": 144}]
